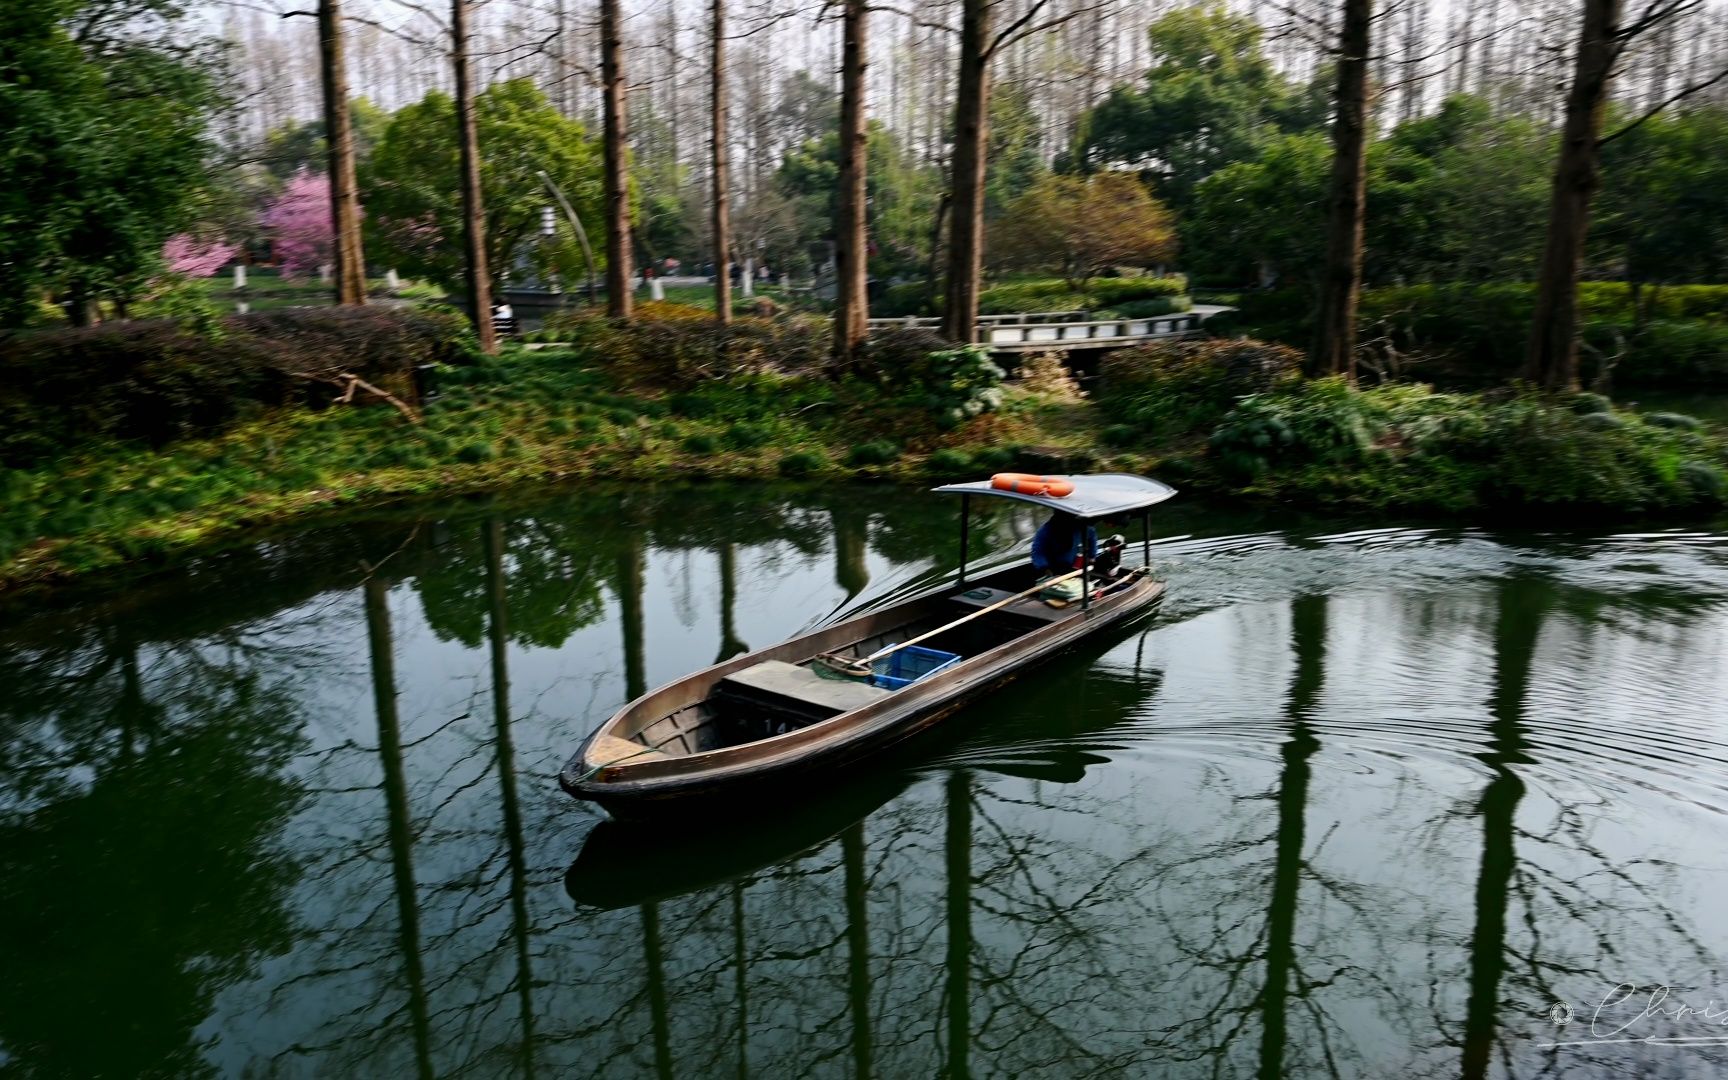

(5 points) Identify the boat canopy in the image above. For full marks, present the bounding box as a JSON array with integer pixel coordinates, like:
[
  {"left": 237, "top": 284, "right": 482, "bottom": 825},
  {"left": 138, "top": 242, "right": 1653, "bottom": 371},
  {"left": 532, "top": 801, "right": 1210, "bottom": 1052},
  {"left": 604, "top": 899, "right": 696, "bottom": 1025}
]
[{"left": 932, "top": 473, "right": 1178, "bottom": 519}]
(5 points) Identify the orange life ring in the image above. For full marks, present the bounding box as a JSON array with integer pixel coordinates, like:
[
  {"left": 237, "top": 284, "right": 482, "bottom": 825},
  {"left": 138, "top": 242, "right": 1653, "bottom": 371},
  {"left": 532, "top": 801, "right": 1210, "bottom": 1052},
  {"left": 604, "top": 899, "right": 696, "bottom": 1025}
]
[{"left": 990, "top": 472, "right": 1075, "bottom": 498}]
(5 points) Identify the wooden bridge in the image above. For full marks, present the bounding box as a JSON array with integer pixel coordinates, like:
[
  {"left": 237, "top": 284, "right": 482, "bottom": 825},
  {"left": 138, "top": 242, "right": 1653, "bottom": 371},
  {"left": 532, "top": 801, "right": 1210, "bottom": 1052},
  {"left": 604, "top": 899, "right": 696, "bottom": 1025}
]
[{"left": 866, "top": 308, "right": 1220, "bottom": 352}]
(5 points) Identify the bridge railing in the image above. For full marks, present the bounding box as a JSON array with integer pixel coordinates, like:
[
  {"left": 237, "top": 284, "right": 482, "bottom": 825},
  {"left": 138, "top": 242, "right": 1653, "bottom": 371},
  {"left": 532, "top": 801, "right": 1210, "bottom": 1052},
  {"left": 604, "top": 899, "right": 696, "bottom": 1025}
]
[{"left": 865, "top": 310, "right": 1204, "bottom": 350}]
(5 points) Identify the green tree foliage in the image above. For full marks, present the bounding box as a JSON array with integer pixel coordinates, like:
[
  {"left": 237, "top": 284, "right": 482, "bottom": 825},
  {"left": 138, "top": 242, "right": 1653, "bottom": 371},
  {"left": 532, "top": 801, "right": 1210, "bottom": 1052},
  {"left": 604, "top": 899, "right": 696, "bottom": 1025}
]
[
  {"left": 985, "top": 81, "right": 1047, "bottom": 219},
  {"left": 1184, "top": 133, "right": 1331, "bottom": 290},
  {"left": 362, "top": 79, "right": 605, "bottom": 289},
  {"left": 1598, "top": 106, "right": 1728, "bottom": 292},
  {"left": 1069, "top": 3, "right": 1325, "bottom": 208},
  {"left": 776, "top": 121, "right": 942, "bottom": 277},
  {"left": 990, "top": 173, "right": 1178, "bottom": 290},
  {"left": 258, "top": 98, "right": 390, "bottom": 182},
  {"left": 0, "top": 1, "right": 226, "bottom": 326},
  {"left": 1185, "top": 96, "right": 1554, "bottom": 290},
  {"left": 630, "top": 107, "right": 698, "bottom": 265},
  {"left": 771, "top": 69, "right": 841, "bottom": 150}
]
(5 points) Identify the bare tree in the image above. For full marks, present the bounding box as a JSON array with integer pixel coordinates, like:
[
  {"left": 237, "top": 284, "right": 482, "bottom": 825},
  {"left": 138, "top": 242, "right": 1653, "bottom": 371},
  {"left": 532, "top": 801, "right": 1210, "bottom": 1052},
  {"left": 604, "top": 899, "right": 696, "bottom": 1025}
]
[
  {"left": 318, "top": 1, "right": 367, "bottom": 306},
  {"left": 712, "top": 0, "right": 732, "bottom": 325},
  {"left": 602, "top": 0, "right": 634, "bottom": 320},
  {"left": 1526, "top": 0, "right": 1622, "bottom": 389},
  {"left": 452, "top": 0, "right": 497, "bottom": 354},
  {"left": 833, "top": 0, "right": 870, "bottom": 370},
  {"left": 1311, "top": 0, "right": 1373, "bottom": 379},
  {"left": 1529, "top": 0, "right": 1728, "bottom": 388},
  {"left": 941, "top": 0, "right": 991, "bottom": 343}
]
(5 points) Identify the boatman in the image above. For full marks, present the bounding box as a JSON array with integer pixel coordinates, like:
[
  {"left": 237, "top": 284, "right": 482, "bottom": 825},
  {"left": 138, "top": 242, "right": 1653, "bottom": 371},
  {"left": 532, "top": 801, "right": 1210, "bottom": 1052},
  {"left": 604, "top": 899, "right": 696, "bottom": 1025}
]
[{"left": 1030, "top": 511, "right": 1097, "bottom": 605}]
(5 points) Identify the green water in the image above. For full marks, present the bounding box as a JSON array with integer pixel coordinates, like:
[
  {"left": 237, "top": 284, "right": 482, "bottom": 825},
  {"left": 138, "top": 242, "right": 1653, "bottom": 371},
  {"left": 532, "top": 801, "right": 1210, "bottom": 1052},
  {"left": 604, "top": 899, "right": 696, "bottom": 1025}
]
[{"left": 4, "top": 485, "right": 1728, "bottom": 1078}]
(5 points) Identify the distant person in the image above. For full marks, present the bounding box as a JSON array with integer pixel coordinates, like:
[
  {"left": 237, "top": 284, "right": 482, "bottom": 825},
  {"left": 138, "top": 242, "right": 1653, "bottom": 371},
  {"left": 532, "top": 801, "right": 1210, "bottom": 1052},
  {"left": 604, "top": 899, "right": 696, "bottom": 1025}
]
[{"left": 663, "top": 256, "right": 681, "bottom": 276}]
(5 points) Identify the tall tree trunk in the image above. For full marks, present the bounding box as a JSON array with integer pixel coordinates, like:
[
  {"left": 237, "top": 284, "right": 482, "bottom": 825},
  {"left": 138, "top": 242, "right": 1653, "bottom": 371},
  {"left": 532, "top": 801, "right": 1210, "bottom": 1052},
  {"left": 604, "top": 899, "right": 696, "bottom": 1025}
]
[
  {"left": 319, "top": 0, "right": 366, "bottom": 306},
  {"left": 1527, "top": 0, "right": 1622, "bottom": 391},
  {"left": 833, "top": 0, "right": 870, "bottom": 370},
  {"left": 712, "top": 0, "right": 732, "bottom": 326},
  {"left": 1310, "top": 0, "right": 1372, "bottom": 380},
  {"left": 602, "top": 0, "right": 634, "bottom": 320},
  {"left": 941, "top": 0, "right": 990, "bottom": 344},
  {"left": 452, "top": 0, "right": 496, "bottom": 353}
]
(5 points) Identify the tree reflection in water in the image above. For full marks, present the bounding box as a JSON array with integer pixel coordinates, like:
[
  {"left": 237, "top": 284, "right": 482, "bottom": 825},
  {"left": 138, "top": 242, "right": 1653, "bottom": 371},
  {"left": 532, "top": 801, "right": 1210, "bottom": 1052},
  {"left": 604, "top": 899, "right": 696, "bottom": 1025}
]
[{"left": 3, "top": 491, "right": 1728, "bottom": 1076}]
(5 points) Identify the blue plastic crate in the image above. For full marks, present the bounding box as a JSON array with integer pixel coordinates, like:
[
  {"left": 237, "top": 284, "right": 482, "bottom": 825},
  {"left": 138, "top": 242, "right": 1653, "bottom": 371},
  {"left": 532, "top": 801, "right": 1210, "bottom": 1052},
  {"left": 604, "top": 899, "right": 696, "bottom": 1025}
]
[{"left": 868, "top": 645, "right": 962, "bottom": 690}]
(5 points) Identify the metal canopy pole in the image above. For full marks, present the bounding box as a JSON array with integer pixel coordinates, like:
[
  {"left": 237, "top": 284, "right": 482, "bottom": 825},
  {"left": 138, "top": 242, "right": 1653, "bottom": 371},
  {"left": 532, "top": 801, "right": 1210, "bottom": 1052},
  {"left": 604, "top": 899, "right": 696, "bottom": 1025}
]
[
  {"left": 1142, "top": 510, "right": 1151, "bottom": 565},
  {"left": 1081, "top": 522, "right": 1092, "bottom": 611},
  {"left": 957, "top": 495, "right": 970, "bottom": 587}
]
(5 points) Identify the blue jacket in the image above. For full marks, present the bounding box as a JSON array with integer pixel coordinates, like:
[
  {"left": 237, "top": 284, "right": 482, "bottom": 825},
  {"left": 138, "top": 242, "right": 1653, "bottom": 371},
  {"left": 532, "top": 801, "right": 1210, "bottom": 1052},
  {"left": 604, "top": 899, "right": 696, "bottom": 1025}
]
[{"left": 1031, "top": 514, "right": 1097, "bottom": 574}]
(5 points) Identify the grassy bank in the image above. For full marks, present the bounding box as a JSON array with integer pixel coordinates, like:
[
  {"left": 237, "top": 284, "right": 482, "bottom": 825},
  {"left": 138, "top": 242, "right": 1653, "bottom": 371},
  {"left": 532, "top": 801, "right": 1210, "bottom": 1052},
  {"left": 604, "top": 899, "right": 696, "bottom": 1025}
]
[
  {"left": 5, "top": 311, "right": 1727, "bottom": 594},
  {"left": 0, "top": 340, "right": 1116, "bottom": 591}
]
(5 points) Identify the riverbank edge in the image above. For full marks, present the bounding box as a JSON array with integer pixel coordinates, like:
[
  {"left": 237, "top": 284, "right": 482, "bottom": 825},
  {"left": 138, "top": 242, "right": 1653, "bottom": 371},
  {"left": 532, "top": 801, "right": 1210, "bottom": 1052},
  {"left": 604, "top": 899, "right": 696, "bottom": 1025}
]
[{"left": 9, "top": 437, "right": 1719, "bottom": 600}]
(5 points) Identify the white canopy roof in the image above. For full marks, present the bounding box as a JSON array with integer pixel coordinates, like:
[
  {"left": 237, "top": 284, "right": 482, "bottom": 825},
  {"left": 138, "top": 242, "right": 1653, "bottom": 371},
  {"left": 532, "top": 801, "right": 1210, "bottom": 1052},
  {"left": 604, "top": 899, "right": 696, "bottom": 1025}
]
[{"left": 932, "top": 473, "right": 1178, "bottom": 519}]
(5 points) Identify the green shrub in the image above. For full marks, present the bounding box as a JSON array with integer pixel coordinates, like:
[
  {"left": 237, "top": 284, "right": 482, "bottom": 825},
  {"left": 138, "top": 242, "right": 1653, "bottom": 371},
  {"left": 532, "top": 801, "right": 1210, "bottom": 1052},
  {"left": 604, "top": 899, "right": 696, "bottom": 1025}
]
[
  {"left": 925, "top": 448, "right": 973, "bottom": 475},
  {"left": 1096, "top": 296, "right": 1195, "bottom": 319},
  {"left": 978, "top": 276, "right": 1188, "bottom": 316},
  {"left": 860, "top": 328, "right": 950, "bottom": 384},
  {"left": 778, "top": 449, "right": 827, "bottom": 476},
  {"left": 1099, "top": 338, "right": 1303, "bottom": 439},
  {"left": 847, "top": 440, "right": 900, "bottom": 466},
  {"left": 1602, "top": 320, "right": 1728, "bottom": 384},
  {"left": 667, "top": 374, "right": 834, "bottom": 424},
  {"left": 973, "top": 446, "right": 1016, "bottom": 470},
  {"left": 722, "top": 422, "right": 773, "bottom": 450},
  {"left": 0, "top": 306, "right": 474, "bottom": 467},
  {"left": 1642, "top": 412, "right": 1703, "bottom": 431},
  {"left": 681, "top": 433, "right": 719, "bottom": 455},
  {"left": 860, "top": 333, "right": 1006, "bottom": 427},
  {"left": 1570, "top": 392, "right": 1614, "bottom": 414},
  {"left": 1680, "top": 461, "right": 1726, "bottom": 502},
  {"left": 455, "top": 440, "right": 498, "bottom": 464},
  {"left": 1100, "top": 423, "right": 1140, "bottom": 447},
  {"left": 1219, "top": 284, "right": 1728, "bottom": 387},
  {"left": 547, "top": 307, "right": 830, "bottom": 388},
  {"left": 920, "top": 346, "right": 1007, "bottom": 428},
  {"left": 1208, "top": 378, "right": 1385, "bottom": 477},
  {"left": 1203, "top": 380, "right": 1728, "bottom": 512},
  {"left": 876, "top": 282, "right": 936, "bottom": 318},
  {"left": 667, "top": 390, "right": 716, "bottom": 418}
]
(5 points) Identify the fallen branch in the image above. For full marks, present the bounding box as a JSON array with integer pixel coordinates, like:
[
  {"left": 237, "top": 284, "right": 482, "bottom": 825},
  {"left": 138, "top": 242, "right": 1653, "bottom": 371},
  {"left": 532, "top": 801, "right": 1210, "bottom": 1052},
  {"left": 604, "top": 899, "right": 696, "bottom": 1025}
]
[{"left": 290, "top": 370, "right": 422, "bottom": 424}]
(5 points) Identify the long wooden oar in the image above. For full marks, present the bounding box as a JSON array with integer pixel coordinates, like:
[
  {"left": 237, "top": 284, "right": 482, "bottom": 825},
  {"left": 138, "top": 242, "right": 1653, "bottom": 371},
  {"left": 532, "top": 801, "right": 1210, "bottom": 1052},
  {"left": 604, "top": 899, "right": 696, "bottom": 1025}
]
[{"left": 814, "top": 569, "right": 1086, "bottom": 678}]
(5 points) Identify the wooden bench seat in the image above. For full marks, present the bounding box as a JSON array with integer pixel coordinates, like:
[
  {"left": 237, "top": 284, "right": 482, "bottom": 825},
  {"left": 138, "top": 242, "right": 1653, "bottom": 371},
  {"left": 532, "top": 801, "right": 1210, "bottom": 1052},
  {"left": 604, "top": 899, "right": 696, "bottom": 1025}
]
[{"left": 718, "top": 660, "right": 892, "bottom": 719}]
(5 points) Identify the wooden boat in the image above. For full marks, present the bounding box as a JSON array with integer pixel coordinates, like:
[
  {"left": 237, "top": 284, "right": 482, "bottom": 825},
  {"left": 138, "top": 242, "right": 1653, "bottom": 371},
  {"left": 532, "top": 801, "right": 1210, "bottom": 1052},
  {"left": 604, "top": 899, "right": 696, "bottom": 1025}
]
[{"left": 559, "top": 473, "right": 1177, "bottom": 818}]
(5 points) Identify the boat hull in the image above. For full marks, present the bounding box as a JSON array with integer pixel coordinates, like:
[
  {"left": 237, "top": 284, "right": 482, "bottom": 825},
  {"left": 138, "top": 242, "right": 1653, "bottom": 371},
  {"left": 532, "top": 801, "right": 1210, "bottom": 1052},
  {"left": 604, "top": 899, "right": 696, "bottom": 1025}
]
[{"left": 560, "top": 568, "right": 1165, "bottom": 818}]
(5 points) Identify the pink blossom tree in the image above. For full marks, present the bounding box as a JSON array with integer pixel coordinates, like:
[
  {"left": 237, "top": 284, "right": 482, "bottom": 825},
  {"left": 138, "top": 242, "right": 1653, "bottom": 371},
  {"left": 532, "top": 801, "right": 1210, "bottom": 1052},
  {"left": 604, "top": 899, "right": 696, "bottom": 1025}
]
[
  {"left": 259, "top": 169, "right": 339, "bottom": 279},
  {"left": 162, "top": 234, "right": 240, "bottom": 277}
]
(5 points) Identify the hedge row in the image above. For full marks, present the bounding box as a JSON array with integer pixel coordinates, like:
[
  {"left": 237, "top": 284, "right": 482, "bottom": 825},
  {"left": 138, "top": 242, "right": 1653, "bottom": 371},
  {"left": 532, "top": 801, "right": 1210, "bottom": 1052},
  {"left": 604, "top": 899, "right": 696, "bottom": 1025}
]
[
  {"left": 875, "top": 275, "right": 1191, "bottom": 319},
  {"left": 1212, "top": 282, "right": 1728, "bottom": 386},
  {"left": 0, "top": 307, "right": 475, "bottom": 468}
]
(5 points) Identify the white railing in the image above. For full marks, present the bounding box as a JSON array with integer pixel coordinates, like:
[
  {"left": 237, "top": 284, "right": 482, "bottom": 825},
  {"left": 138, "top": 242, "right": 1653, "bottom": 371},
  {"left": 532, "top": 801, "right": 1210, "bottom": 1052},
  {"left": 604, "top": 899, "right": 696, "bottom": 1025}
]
[{"left": 865, "top": 311, "right": 1203, "bottom": 349}]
